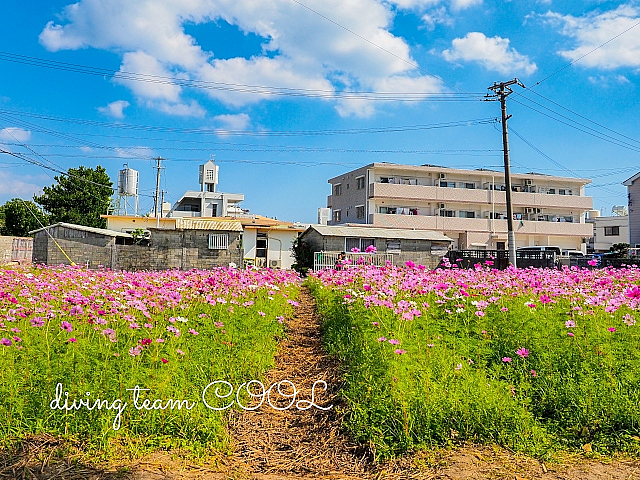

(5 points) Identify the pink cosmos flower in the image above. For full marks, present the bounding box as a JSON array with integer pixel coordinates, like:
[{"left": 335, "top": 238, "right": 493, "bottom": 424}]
[
  {"left": 531, "top": 370, "right": 537, "bottom": 377},
  {"left": 365, "top": 245, "right": 377, "bottom": 253},
  {"left": 502, "top": 357, "right": 512, "bottom": 363},
  {"left": 475, "top": 311, "right": 485, "bottom": 317},
  {"left": 608, "top": 327, "right": 616, "bottom": 332},
  {"left": 176, "top": 349, "right": 185, "bottom": 355},
  {"left": 455, "top": 363, "right": 462, "bottom": 370},
  {"left": 258, "top": 311, "right": 266, "bottom": 317},
  {"left": 189, "top": 328, "right": 199, "bottom": 335},
  {"left": 60, "top": 321, "right": 73, "bottom": 332},
  {"left": 351, "top": 247, "right": 360, "bottom": 253},
  {"left": 377, "top": 337, "right": 387, "bottom": 342},
  {"left": 516, "top": 348, "right": 530, "bottom": 358},
  {"left": 161, "top": 358, "right": 168, "bottom": 364},
  {"left": 1, "top": 338, "right": 12, "bottom": 346},
  {"left": 395, "top": 349, "right": 406, "bottom": 354},
  {"left": 565, "top": 320, "right": 575, "bottom": 328},
  {"left": 129, "top": 345, "right": 143, "bottom": 356},
  {"left": 143, "top": 323, "right": 154, "bottom": 328},
  {"left": 405, "top": 261, "right": 416, "bottom": 268},
  {"left": 568, "top": 332, "right": 575, "bottom": 337},
  {"left": 388, "top": 339, "right": 400, "bottom": 345},
  {"left": 588, "top": 259, "right": 598, "bottom": 266}
]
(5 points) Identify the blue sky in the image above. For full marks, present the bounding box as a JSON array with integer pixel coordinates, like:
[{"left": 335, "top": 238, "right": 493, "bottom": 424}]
[{"left": 0, "top": 0, "right": 638, "bottom": 223}]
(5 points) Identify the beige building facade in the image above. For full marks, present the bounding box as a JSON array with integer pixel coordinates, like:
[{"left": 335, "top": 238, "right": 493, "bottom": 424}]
[{"left": 328, "top": 163, "right": 593, "bottom": 251}]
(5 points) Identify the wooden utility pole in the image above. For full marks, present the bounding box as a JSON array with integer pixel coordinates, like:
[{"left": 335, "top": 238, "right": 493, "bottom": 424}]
[{"left": 487, "top": 79, "right": 524, "bottom": 267}]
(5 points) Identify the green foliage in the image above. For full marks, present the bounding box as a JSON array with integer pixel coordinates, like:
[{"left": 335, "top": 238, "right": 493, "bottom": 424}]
[
  {"left": 609, "top": 243, "right": 630, "bottom": 258},
  {"left": 34, "top": 165, "right": 113, "bottom": 229},
  {"left": 309, "top": 280, "right": 640, "bottom": 461},
  {"left": 0, "top": 198, "right": 49, "bottom": 237},
  {"left": 290, "top": 235, "right": 314, "bottom": 274},
  {"left": 0, "top": 267, "right": 299, "bottom": 459}
]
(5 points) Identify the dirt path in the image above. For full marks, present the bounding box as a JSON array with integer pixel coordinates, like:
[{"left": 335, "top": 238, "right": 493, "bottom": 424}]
[
  {"left": 2, "top": 285, "right": 640, "bottom": 479},
  {"left": 224, "top": 285, "right": 371, "bottom": 479}
]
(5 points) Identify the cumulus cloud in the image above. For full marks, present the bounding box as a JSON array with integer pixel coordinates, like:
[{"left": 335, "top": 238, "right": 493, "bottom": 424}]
[
  {"left": 214, "top": 113, "right": 251, "bottom": 130},
  {"left": 39, "top": 0, "right": 447, "bottom": 117},
  {"left": 97, "top": 100, "right": 130, "bottom": 118},
  {"left": 542, "top": 4, "right": 640, "bottom": 70},
  {"left": 0, "top": 127, "right": 31, "bottom": 142},
  {"left": 442, "top": 32, "right": 537, "bottom": 75}
]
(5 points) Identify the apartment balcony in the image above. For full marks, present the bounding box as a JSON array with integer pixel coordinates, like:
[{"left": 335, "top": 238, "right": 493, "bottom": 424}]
[
  {"left": 370, "top": 213, "right": 594, "bottom": 237},
  {"left": 369, "top": 183, "right": 592, "bottom": 210}
]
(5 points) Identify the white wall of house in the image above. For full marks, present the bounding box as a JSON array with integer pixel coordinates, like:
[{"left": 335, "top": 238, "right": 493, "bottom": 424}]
[{"left": 592, "top": 216, "right": 629, "bottom": 252}]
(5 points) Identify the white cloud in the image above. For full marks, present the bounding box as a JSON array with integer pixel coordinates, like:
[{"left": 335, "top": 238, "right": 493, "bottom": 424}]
[
  {"left": 39, "top": 0, "right": 447, "bottom": 118},
  {"left": 587, "top": 74, "right": 631, "bottom": 86},
  {"left": 97, "top": 100, "right": 130, "bottom": 118},
  {"left": 542, "top": 4, "right": 640, "bottom": 70},
  {"left": 421, "top": 7, "right": 453, "bottom": 30},
  {"left": 442, "top": 32, "right": 537, "bottom": 75},
  {"left": 214, "top": 113, "right": 251, "bottom": 130},
  {"left": 386, "top": 0, "right": 480, "bottom": 10},
  {"left": 0, "top": 127, "right": 32, "bottom": 142},
  {"left": 0, "top": 172, "right": 45, "bottom": 199}
]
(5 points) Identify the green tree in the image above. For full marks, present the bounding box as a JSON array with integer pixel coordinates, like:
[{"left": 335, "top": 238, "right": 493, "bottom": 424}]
[
  {"left": 0, "top": 198, "right": 49, "bottom": 237},
  {"left": 609, "top": 242, "right": 630, "bottom": 258},
  {"left": 290, "top": 236, "right": 314, "bottom": 274},
  {"left": 34, "top": 166, "right": 113, "bottom": 229}
]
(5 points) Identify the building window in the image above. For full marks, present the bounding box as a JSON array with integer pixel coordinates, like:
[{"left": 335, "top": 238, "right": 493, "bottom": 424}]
[
  {"left": 208, "top": 233, "right": 229, "bottom": 250},
  {"left": 334, "top": 184, "right": 342, "bottom": 196},
  {"left": 356, "top": 176, "right": 365, "bottom": 189},
  {"left": 356, "top": 205, "right": 365, "bottom": 219},
  {"left": 464, "top": 183, "right": 475, "bottom": 189},
  {"left": 386, "top": 240, "right": 401, "bottom": 253},
  {"left": 547, "top": 189, "right": 556, "bottom": 194},
  {"left": 605, "top": 226, "right": 620, "bottom": 236},
  {"left": 440, "top": 181, "right": 456, "bottom": 188},
  {"left": 459, "top": 211, "right": 475, "bottom": 218},
  {"left": 346, "top": 238, "right": 375, "bottom": 251},
  {"left": 380, "top": 206, "right": 397, "bottom": 214},
  {"left": 333, "top": 210, "right": 342, "bottom": 222},
  {"left": 440, "top": 209, "right": 455, "bottom": 217}
]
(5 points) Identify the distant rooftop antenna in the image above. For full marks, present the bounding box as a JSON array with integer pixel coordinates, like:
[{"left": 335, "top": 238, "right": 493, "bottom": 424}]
[{"left": 116, "top": 164, "right": 139, "bottom": 216}]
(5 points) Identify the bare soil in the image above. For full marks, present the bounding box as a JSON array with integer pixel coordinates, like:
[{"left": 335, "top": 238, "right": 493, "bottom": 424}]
[{"left": 2, "top": 286, "right": 639, "bottom": 480}]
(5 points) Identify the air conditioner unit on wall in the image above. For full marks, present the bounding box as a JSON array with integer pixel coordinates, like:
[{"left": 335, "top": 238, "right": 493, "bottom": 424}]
[
  {"left": 269, "top": 259, "right": 282, "bottom": 268},
  {"left": 439, "top": 173, "right": 446, "bottom": 179},
  {"left": 524, "top": 179, "right": 532, "bottom": 186},
  {"left": 525, "top": 207, "right": 534, "bottom": 214},
  {"left": 439, "top": 203, "right": 445, "bottom": 209}
]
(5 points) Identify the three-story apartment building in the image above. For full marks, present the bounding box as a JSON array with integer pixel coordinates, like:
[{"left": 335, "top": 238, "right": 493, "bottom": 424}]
[{"left": 327, "top": 163, "right": 593, "bottom": 251}]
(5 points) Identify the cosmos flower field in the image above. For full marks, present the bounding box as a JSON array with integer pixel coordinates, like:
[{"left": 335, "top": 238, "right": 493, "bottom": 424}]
[
  {"left": 0, "top": 265, "right": 299, "bottom": 454},
  {"left": 309, "top": 262, "right": 640, "bottom": 459},
  {"left": 2, "top": 261, "right": 640, "bottom": 462}
]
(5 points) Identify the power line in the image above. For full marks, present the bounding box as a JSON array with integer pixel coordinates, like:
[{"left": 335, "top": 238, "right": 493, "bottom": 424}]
[
  {"left": 509, "top": 127, "right": 625, "bottom": 198},
  {"left": 523, "top": 88, "right": 640, "bottom": 146},
  {"left": 0, "top": 51, "right": 482, "bottom": 102},
  {"left": 531, "top": 18, "right": 640, "bottom": 88},
  {"left": 0, "top": 108, "right": 498, "bottom": 136},
  {"left": 510, "top": 98, "right": 640, "bottom": 153}
]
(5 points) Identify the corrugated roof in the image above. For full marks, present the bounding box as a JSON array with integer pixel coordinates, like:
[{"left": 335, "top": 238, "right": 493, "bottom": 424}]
[
  {"left": 308, "top": 225, "right": 453, "bottom": 242},
  {"left": 175, "top": 218, "right": 243, "bottom": 231},
  {"left": 29, "top": 222, "right": 133, "bottom": 237}
]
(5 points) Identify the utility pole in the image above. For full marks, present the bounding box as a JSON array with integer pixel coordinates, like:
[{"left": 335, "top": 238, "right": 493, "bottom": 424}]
[
  {"left": 160, "top": 189, "right": 166, "bottom": 219},
  {"left": 153, "top": 157, "right": 165, "bottom": 229},
  {"left": 487, "top": 78, "right": 524, "bottom": 268}
]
